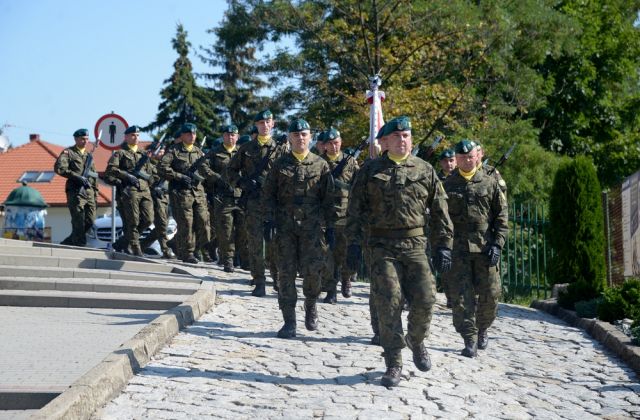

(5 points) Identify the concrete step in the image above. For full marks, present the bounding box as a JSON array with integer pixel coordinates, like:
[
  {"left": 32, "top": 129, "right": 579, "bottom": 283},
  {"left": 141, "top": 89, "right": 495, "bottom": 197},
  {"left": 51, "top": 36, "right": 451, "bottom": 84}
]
[
  {"left": 0, "top": 245, "right": 110, "bottom": 259},
  {"left": 0, "top": 254, "right": 175, "bottom": 274},
  {"left": 0, "top": 277, "right": 198, "bottom": 295},
  {"left": 0, "top": 238, "right": 33, "bottom": 247},
  {"left": 0, "top": 388, "right": 63, "bottom": 410},
  {"left": 0, "top": 290, "right": 186, "bottom": 310},
  {"left": 0, "top": 266, "right": 201, "bottom": 284}
]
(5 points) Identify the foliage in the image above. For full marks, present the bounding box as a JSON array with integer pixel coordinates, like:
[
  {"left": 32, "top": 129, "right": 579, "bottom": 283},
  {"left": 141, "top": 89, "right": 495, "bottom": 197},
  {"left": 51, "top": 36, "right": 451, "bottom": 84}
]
[
  {"left": 574, "top": 297, "right": 600, "bottom": 319},
  {"left": 549, "top": 156, "right": 606, "bottom": 304},
  {"left": 145, "top": 24, "right": 221, "bottom": 141},
  {"left": 558, "top": 280, "right": 602, "bottom": 310},
  {"left": 598, "top": 278, "right": 640, "bottom": 322}
]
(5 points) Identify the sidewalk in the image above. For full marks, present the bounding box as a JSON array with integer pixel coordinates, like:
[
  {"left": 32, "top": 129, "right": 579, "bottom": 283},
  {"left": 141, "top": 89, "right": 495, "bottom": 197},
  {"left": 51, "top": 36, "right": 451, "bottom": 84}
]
[{"left": 96, "top": 266, "right": 640, "bottom": 419}]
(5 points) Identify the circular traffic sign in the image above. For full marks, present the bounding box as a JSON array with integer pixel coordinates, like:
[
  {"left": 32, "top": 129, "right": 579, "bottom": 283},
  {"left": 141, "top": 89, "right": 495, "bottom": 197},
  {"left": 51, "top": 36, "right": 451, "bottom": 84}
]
[{"left": 94, "top": 113, "right": 128, "bottom": 150}]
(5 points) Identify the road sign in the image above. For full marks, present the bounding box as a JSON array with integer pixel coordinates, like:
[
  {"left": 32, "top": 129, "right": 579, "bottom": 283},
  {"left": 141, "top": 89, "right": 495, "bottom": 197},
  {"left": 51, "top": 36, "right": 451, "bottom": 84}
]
[{"left": 94, "top": 113, "right": 128, "bottom": 150}]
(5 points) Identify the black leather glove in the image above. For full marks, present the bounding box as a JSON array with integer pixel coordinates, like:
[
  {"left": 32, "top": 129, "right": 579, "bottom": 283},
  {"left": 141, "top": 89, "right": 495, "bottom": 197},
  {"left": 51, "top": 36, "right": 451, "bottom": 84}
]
[
  {"left": 73, "top": 175, "right": 91, "bottom": 188},
  {"left": 239, "top": 177, "right": 258, "bottom": 191},
  {"left": 178, "top": 174, "right": 192, "bottom": 188},
  {"left": 263, "top": 220, "right": 274, "bottom": 242},
  {"left": 347, "top": 244, "right": 362, "bottom": 272},
  {"left": 125, "top": 173, "right": 140, "bottom": 189},
  {"left": 325, "top": 227, "right": 335, "bottom": 250},
  {"left": 487, "top": 244, "right": 501, "bottom": 267},
  {"left": 433, "top": 247, "right": 452, "bottom": 273}
]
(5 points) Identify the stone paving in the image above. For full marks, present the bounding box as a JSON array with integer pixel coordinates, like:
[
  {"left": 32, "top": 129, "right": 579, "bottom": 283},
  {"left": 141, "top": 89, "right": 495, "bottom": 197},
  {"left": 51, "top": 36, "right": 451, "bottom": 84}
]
[{"left": 96, "top": 266, "right": 640, "bottom": 419}]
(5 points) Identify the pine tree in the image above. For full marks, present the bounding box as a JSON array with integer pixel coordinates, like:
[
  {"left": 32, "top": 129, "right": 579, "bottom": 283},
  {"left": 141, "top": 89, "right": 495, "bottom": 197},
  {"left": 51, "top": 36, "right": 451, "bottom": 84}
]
[{"left": 145, "top": 24, "right": 220, "bottom": 141}]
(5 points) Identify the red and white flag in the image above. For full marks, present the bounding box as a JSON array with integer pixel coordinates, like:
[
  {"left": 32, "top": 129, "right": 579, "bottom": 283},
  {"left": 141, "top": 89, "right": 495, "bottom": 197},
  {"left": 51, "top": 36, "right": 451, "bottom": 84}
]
[{"left": 366, "top": 75, "right": 385, "bottom": 158}]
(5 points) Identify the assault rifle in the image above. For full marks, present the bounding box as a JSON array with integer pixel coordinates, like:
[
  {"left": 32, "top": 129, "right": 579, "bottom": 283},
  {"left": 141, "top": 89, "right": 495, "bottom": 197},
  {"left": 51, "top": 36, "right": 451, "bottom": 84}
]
[
  {"left": 130, "top": 134, "right": 165, "bottom": 182},
  {"left": 78, "top": 130, "right": 101, "bottom": 198},
  {"left": 488, "top": 143, "right": 516, "bottom": 174},
  {"left": 237, "top": 134, "right": 287, "bottom": 209},
  {"left": 181, "top": 136, "right": 209, "bottom": 185},
  {"left": 331, "top": 136, "right": 368, "bottom": 189},
  {"left": 411, "top": 135, "right": 443, "bottom": 159}
]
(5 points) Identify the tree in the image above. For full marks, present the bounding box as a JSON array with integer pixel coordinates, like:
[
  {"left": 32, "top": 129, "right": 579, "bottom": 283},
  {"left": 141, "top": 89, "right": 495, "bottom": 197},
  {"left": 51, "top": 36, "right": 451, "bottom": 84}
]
[
  {"left": 548, "top": 156, "right": 606, "bottom": 308},
  {"left": 145, "top": 24, "right": 221, "bottom": 141}
]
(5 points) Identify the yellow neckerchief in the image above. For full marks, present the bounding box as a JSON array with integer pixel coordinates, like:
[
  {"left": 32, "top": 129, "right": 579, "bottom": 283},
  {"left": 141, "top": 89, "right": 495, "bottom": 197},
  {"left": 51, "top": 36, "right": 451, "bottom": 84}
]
[
  {"left": 183, "top": 143, "right": 194, "bottom": 152},
  {"left": 326, "top": 152, "right": 340, "bottom": 161},
  {"left": 459, "top": 165, "right": 478, "bottom": 181},
  {"left": 129, "top": 144, "right": 138, "bottom": 153},
  {"left": 76, "top": 147, "right": 86, "bottom": 155},
  {"left": 292, "top": 150, "right": 309, "bottom": 162},
  {"left": 257, "top": 135, "right": 271, "bottom": 146},
  {"left": 224, "top": 144, "right": 236, "bottom": 153},
  {"left": 387, "top": 152, "right": 409, "bottom": 165}
]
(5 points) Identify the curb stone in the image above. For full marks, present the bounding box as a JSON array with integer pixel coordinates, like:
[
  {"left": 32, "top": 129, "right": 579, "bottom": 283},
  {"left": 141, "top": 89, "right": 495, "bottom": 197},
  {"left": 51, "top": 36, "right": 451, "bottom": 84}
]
[
  {"left": 531, "top": 298, "right": 640, "bottom": 378},
  {"left": 31, "top": 280, "right": 216, "bottom": 420}
]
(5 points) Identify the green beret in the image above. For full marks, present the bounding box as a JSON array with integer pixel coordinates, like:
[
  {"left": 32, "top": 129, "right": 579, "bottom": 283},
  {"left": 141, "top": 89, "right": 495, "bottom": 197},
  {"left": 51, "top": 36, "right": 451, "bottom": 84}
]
[
  {"left": 316, "top": 131, "right": 326, "bottom": 143},
  {"left": 375, "top": 123, "right": 387, "bottom": 139},
  {"left": 238, "top": 134, "right": 251, "bottom": 145},
  {"left": 324, "top": 127, "right": 340, "bottom": 141},
  {"left": 455, "top": 139, "right": 477, "bottom": 154},
  {"left": 439, "top": 149, "right": 455, "bottom": 160},
  {"left": 379, "top": 116, "right": 412, "bottom": 137},
  {"left": 288, "top": 118, "right": 311, "bottom": 133},
  {"left": 254, "top": 109, "right": 273, "bottom": 122},
  {"left": 180, "top": 123, "right": 197, "bottom": 134},
  {"left": 124, "top": 125, "right": 141, "bottom": 135},
  {"left": 222, "top": 124, "right": 239, "bottom": 134},
  {"left": 173, "top": 130, "right": 182, "bottom": 139},
  {"left": 249, "top": 126, "right": 258, "bottom": 135},
  {"left": 73, "top": 128, "right": 89, "bottom": 137}
]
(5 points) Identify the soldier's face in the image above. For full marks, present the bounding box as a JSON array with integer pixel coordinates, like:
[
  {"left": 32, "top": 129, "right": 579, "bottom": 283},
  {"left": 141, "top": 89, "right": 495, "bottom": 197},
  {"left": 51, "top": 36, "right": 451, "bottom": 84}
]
[
  {"left": 289, "top": 130, "right": 311, "bottom": 153},
  {"left": 325, "top": 138, "right": 342, "bottom": 155},
  {"left": 74, "top": 136, "right": 89, "bottom": 148},
  {"left": 456, "top": 150, "right": 478, "bottom": 172},
  {"left": 223, "top": 132, "right": 238, "bottom": 148},
  {"left": 255, "top": 118, "right": 273, "bottom": 136},
  {"left": 386, "top": 130, "right": 412, "bottom": 156},
  {"left": 125, "top": 133, "right": 140, "bottom": 145},
  {"left": 315, "top": 142, "right": 326, "bottom": 154},
  {"left": 181, "top": 131, "right": 196, "bottom": 145},
  {"left": 440, "top": 156, "right": 457, "bottom": 174}
]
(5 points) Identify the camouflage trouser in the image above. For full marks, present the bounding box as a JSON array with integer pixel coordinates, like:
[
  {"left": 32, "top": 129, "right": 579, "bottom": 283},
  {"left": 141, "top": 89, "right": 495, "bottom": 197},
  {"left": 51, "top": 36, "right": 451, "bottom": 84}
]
[
  {"left": 245, "top": 198, "right": 277, "bottom": 284},
  {"left": 235, "top": 210, "right": 250, "bottom": 266},
  {"left": 440, "top": 270, "right": 454, "bottom": 303},
  {"left": 370, "top": 238, "right": 436, "bottom": 367},
  {"left": 142, "top": 192, "right": 169, "bottom": 252},
  {"left": 323, "top": 224, "right": 356, "bottom": 290},
  {"left": 214, "top": 197, "right": 245, "bottom": 265},
  {"left": 122, "top": 189, "right": 153, "bottom": 249},
  {"left": 63, "top": 189, "right": 96, "bottom": 246},
  {"left": 171, "top": 189, "right": 210, "bottom": 257},
  {"left": 448, "top": 252, "right": 501, "bottom": 341},
  {"left": 208, "top": 200, "right": 216, "bottom": 244},
  {"left": 275, "top": 228, "right": 326, "bottom": 311}
]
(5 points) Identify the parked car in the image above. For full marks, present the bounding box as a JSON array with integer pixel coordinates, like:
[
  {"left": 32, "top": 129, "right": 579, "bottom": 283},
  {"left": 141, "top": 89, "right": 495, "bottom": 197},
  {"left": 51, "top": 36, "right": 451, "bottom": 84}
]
[{"left": 86, "top": 212, "right": 177, "bottom": 257}]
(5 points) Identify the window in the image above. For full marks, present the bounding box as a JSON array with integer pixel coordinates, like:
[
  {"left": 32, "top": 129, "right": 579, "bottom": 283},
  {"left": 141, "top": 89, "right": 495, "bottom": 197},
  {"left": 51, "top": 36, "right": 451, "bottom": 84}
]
[{"left": 17, "top": 171, "right": 55, "bottom": 183}]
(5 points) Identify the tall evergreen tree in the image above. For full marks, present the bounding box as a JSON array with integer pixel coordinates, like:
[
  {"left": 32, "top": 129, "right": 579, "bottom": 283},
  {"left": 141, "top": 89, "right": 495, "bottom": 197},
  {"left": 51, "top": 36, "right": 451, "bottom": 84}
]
[{"left": 145, "top": 24, "right": 220, "bottom": 141}]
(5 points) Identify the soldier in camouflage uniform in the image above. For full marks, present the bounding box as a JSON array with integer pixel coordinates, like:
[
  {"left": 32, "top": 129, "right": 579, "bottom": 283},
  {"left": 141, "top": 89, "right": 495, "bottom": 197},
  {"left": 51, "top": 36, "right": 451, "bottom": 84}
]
[
  {"left": 159, "top": 123, "right": 214, "bottom": 264},
  {"left": 105, "top": 126, "right": 155, "bottom": 256},
  {"left": 436, "top": 148, "right": 457, "bottom": 308},
  {"left": 477, "top": 143, "right": 508, "bottom": 193},
  {"left": 318, "top": 128, "right": 359, "bottom": 304},
  {"left": 263, "top": 119, "right": 335, "bottom": 338},
  {"left": 54, "top": 128, "right": 98, "bottom": 246},
  {"left": 444, "top": 139, "right": 509, "bottom": 357},
  {"left": 346, "top": 117, "right": 454, "bottom": 387},
  {"left": 227, "top": 110, "right": 286, "bottom": 296},
  {"left": 206, "top": 124, "right": 245, "bottom": 272}
]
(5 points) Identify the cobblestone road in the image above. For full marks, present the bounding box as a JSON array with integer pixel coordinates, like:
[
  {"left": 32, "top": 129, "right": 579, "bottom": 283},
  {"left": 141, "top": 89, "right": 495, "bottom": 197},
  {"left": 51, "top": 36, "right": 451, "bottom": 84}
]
[{"left": 96, "top": 266, "right": 640, "bottom": 419}]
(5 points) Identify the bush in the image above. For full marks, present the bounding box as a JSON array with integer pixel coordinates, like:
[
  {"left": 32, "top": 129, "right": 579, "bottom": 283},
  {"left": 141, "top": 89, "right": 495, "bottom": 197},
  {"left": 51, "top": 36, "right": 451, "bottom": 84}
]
[
  {"left": 598, "top": 287, "right": 628, "bottom": 322},
  {"left": 549, "top": 156, "right": 606, "bottom": 308},
  {"left": 575, "top": 298, "right": 601, "bottom": 318}
]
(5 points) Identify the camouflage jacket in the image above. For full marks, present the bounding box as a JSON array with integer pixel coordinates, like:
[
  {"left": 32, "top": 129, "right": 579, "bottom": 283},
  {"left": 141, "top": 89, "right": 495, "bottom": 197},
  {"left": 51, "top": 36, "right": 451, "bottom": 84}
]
[
  {"left": 159, "top": 143, "right": 215, "bottom": 194},
  {"left": 323, "top": 152, "right": 359, "bottom": 225},
  {"left": 206, "top": 145, "right": 240, "bottom": 199},
  {"left": 105, "top": 143, "right": 155, "bottom": 193},
  {"left": 53, "top": 145, "right": 98, "bottom": 192},
  {"left": 263, "top": 152, "right": 335, "bottom": 231},
  {"left": 443, "top": 168, "right": 509, "bottom": 253},
  {"left": 480, "top": 163, "right": 507, "bottom": 193},
  {"left": 346, "top": 155, "right": 453, "bottom": 249}
]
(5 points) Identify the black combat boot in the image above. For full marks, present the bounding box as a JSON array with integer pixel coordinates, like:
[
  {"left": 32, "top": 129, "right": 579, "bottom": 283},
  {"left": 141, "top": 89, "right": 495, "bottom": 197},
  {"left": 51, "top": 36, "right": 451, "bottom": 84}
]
[
  {"left": 223, "top": 258, "right": 234, "bottom": 273},
  {"left": 183, "top": 253, "right": 199, "bottom": 264},
  {"left": 323, "top": 289, "right": 337, "bottom": 304},
  {"left": 341, "top": 275, "right": 354, "bottom": 298},
  {"left": 277, "top": 309, "right": 296, "bottom": 339},
  {"left": 478, "top": 329, "right": 489, "bottom": 350},
  {"left": 161, "top": 248, "right": 176, "bottom": 259},
  {"left": 304, "top": 300, "right": 318, "bottom": 331},
  {"left": 251, "top": 283, "right": 266, "bottom": 297},
  {"left": 381, "top": 366, "right": 402, "bottom": 388},
  {"left": 272, "top": 273, "right": 279, "bottom": 292},
  {"left": 370, "top": 333, "right": 380, "bottom": 346},
  {"left": 461, "top": 337, "right": 478, "bottom": 358},
  {"left": 130, "top": 244, "right": 143, "bottom": 257},
  {"left": 405, "top": 335, "right": 431, "bottom": 372}
]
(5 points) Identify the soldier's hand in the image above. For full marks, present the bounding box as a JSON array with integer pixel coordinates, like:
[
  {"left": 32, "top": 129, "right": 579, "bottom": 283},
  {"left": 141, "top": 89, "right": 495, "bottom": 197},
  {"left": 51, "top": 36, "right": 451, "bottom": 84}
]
[
  {"left": 263, "top": 220, "right": 275, "bottom": 242},
  {"left": 178, "top": 174, "right": 193, "bottom": 188},
  {"left": 72, "top": 174, "right": 90, "bottom": 188},
  {"left": 125, "top": 173, "right": 140, "bottom": 189},
  {"left": 346, "top": 244, "right": 362, "bottom": 272},
  {"left": 487, "top": 244, "right": 501, "bottom": 267},
  {"left": 325, "top": 227, "right": 335, "bottom": 250},
  {"left": 239, "top": 177, "right": 258, "bottom": 191},
  {"left": 433, "top": 247, "right": 452, "bottom": 273}
]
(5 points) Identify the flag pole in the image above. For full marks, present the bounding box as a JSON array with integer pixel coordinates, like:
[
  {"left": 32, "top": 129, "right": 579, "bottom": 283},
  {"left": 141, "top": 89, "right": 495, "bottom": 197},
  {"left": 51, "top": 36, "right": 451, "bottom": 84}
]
[{"left": 367, "top": 74, "right": 385, "bottom": 159}]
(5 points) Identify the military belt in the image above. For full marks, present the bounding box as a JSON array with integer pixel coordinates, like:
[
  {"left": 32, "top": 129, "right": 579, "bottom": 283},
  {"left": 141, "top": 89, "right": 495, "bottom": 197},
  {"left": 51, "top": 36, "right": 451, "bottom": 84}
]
[{"left": 369, "top": 227, "right": 424, "bottom": 239}]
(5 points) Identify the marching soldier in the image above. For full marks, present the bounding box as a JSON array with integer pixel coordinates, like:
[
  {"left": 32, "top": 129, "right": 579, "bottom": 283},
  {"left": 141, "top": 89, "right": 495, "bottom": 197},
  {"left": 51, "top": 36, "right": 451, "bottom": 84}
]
[
  {"left": 263, "top": 118, "right": 335, "bottom": 338},
  {"left": 227, "top": 110, "right": 286, "bottom": 296},
  {"left": 318, "top": 128, "right": 359, "bottom": 303},
  {"left": 346, "top": 116, "right": 454, "bottom": 387},
  {"left": 104, "top": 126, "right": 155, "bottom": 256},
  {"left": 437, "top": 149, "right": 456, "bottom": 181},
  {"left": 159, "top": 123, "right": 214, "bottom": 264},
  {"left": 444, "top": 139, "right": 509, "bottom": 357},
  {"left": 54, "top": 128, "right": 98, "bottom": 246},
  {"left": 477, "top": 143, "right": 507, "bottom": 193}
]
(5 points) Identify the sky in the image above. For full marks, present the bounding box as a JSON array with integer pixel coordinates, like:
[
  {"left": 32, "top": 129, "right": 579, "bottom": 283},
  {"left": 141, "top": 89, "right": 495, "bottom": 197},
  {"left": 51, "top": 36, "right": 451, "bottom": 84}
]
[{"left": 0, "top": 0, "right": 228, "bottom": 148}]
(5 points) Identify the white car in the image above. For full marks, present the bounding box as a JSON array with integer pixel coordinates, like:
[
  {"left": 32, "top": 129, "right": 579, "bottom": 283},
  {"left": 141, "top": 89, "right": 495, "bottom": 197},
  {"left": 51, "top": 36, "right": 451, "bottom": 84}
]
[{"left": 86, "top": 212, "right": 177, "bottom": 257}]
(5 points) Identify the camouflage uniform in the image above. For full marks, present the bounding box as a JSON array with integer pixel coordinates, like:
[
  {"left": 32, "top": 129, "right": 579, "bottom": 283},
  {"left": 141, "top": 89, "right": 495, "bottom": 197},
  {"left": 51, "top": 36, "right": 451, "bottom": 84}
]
[
  {"left": 142, "top": 159, "right": 172, "bottom": 256},
  {"left": 159, "top": 143, "right": 213, "bottom": 260},
  {"left": 207, "top": 144, "right": 246, "bottom": 270},
  {"left": 444, "top": 167, "right": 508, "bottom": 350},
  {"left": 54, "top": 145, "right": 98, "bottom": 246},
  {"left": 105, "top": 143, "right": 155, "bottom": 254},
  {"left": 263, "top": 151, "right": 335, "bottom": 328},
  {"left": 346, "top": 154, "right": 453, "bottom": 369},
  {"left": 227, "top": 137, "right": 285, "bottom": 287}
]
